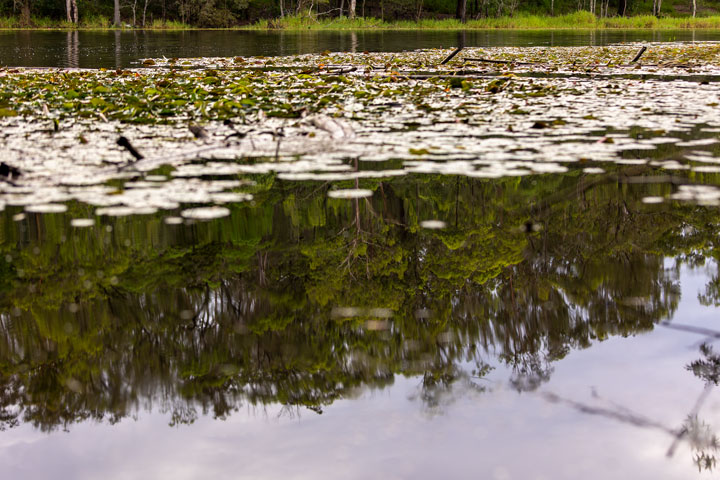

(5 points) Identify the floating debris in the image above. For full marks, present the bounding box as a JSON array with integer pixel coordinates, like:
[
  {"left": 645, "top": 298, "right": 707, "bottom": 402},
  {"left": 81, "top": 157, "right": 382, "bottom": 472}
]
[
  {"left": 328, "top": 189, "right": 373, "bottom": 199},
  {"left": 0, "top": 43, "right": 720, "bottom": 212},
  {"left": 210, "top": 192, "right": 253, "bottom": 204},
  {"left": 164, "top": 216, "right": 184, "bottom": 225},
  {"left": 180, "top": 206, "right": 231, "bottom": 220},
  {"left": 96, "top": 206, "right": 158, "bottom": 216},
  {"left": 420, "top": 220, "right": 447, "bottom": 229},
  {"left": 25, "top": 203, "right": 67, "bottom": 213},
  {"left": 671, "top": 186, "right": 720, "bottom": 205},
  {"left": 70, "top": 218, "right": 95, "bottom": 228},
  {"left": 145, "top": 175, "right": 167, "bottom": 182}
]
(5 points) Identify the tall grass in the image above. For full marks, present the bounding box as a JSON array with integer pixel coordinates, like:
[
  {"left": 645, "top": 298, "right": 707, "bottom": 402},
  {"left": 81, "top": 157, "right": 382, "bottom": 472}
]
[
  {"left": 247, "top": 12, "right": 720, "bottom": 30},
  {"left": 149, "top": 19, "right": 192, "bottom": 29},
  {"left": 0, "top": 15, "right": 193, "bottom": 30},
  {"left": 2, "top": 12, "right": 720, "bottom": 30},
  {"left": 80, "top": 15, "right": 110, "bottom": 28},
  {"left": 0, "top": 16, "right": 19, "bottom": 28}
]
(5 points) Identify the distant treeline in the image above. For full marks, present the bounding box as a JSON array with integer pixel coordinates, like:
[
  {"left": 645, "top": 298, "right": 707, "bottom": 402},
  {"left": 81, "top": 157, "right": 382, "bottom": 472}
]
[{"left": 0, "top": 0, "right": 718, "bottom": 28}]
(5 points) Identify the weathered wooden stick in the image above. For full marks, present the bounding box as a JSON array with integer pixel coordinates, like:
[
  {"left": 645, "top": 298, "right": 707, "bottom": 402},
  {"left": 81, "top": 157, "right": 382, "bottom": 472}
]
[
  {"left": 464, "top": 57, "right": 537, "bottom": 65},
  {"left": 440, "top": 47, "right": 464, "bottom": 65},
  {"left": 630, "top": 46, "right": 647, "bottom": 63}
]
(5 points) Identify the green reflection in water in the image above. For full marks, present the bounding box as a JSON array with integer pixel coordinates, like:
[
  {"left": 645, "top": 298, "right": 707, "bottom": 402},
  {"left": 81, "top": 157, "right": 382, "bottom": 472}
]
[{"left": 0, "top": 167, "right": 718, "bottom": 432}]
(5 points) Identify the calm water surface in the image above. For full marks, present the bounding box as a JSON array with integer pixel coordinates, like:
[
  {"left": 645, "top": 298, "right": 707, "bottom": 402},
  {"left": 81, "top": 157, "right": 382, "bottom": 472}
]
[
  {"left": 1, "top": 29, "right": 719, "bottom": 68},
  {"left": 2, "top": 31, "right": 720, "bottom": 479},
  {"left": 2, "top": 169, "right": 720, "bottom": 478}
]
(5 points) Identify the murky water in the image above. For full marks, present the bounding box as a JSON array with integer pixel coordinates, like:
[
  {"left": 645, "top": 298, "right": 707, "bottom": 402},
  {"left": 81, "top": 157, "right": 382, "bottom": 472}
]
[
  {"left": 1, "top": 29, "right": 720, "bottom": 68},
  {"left": 3, "top": 42, "right": 720, "bottom": 478}
]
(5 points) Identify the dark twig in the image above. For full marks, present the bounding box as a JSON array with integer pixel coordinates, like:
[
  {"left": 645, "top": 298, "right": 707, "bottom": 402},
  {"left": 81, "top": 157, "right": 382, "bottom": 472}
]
[
  {"left": 630, "top": 46, "right": 648, "bottom": 64},
  {"left": 441, "top": 47, "right": 464, "bottom": 65},
  {"left": 116, "top": 136, "right": 144, "bottom": 161}
]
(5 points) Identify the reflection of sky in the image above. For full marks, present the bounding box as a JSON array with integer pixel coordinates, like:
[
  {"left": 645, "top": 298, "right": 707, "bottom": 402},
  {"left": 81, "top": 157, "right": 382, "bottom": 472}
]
[{"left": 3, "top": 263, "right": 720, "bottom": 479}]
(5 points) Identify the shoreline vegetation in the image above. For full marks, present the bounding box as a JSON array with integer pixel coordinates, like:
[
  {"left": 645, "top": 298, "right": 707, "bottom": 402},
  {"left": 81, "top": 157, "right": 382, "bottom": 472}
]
[{"left": 3, "top": 12, "right": 720, "bottom": 31}]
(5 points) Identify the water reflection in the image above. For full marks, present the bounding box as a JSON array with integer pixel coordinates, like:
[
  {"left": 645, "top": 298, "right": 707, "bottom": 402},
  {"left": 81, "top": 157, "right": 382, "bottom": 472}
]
[
  {"left": 114, "top": 29, "right": 121, "bottom": 70},
  {"left": 2, "top": 29, "right": 720, "bottom": 68},
  {"left": 2, "top": 169, "right": 720, "bottom": 475},
  {"left": 0, "top": 170, "right": 714, "bottom": 427},
  {"left": 65, "top": 30, "right": 79, "bottom": 68}
]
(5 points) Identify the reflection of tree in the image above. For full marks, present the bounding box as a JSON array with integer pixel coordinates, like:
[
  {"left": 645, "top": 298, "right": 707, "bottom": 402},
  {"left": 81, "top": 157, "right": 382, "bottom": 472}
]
[
  {"left": 546, "top": 340, "right": 720, "bottom": 472},
  {"left": 540, "top": 390, "right": 720, "bottom": 472},
  {"left": 540, "top": 338, "right": 720, "bottom": 474},
  {"left": 0, "top": 167, "right": 709, "bottom": 430},
  {"left": 412, "top": 362, "right": 492, "bottom": 413},
  {"left": 681, "top": 416, "right": 719, "bottom": 472}
]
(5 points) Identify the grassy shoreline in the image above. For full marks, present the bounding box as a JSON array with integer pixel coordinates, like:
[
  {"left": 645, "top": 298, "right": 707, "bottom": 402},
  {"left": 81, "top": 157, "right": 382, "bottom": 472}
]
[{"left": 3, "top": 12, "right": 720, "bottom": 31}]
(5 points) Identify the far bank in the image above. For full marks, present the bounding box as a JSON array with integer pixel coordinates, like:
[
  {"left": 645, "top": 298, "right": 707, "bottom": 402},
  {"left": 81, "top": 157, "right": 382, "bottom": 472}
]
[{"left": 3, "top": 12, "right": 720, "bottom": 31}]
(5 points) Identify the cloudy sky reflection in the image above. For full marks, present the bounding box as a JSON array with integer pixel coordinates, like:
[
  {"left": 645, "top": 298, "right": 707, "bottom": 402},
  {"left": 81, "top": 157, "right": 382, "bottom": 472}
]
[{"left": 2, "top": 263, "right": 720, "bottom": 479}]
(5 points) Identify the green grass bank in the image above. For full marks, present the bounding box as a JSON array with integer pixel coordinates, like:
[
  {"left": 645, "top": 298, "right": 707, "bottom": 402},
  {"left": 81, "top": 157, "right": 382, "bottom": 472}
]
[{"left": 3, "top": 12, "right": 720, "bottom": 30}]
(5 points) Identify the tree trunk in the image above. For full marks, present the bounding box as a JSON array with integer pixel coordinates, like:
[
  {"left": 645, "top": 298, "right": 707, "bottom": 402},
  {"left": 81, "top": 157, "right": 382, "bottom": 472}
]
[
  {"left": 550, "top": 0, "right": 554, "bottom": 16},
  {"left": 348, "top": 0, "right": 355, "bottom": 19},
  {"left": 143, "top": 0, "right": 149, "bottom": 26},
  {"left": 66, "top": 0, "right": 72, "bottom": 22},
  {"left": 692, "top": 0, "right": 696, "bottom": 17},
  {"left": 20, "top": 0, "right": 31, "bottom": 26},
  {"left": 617, "top": 0, "right": 627, "bottom": 16},
  {"left": 114, "top": 0, "right": 121, "bottom": 26},
  {"left": 338, "top": 0, "right": 344, "bottom": 17},
  {"left": 71, "top": 0, "right": 78, "bottom": 23},
  {"left": 455, "top": 0, "right": 467, "bottom": 22}
]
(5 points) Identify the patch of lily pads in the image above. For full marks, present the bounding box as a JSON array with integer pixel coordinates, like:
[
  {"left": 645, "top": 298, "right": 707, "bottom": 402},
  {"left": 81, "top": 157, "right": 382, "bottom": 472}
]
[{"left": 1, "top": 42, "right": 720, "bottom": 215}]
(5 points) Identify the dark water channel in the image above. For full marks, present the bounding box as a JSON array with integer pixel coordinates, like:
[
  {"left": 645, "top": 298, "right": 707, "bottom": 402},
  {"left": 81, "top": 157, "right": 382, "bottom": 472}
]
[{"left": 1, "top": 29, "right": 720, "bottom": 68}]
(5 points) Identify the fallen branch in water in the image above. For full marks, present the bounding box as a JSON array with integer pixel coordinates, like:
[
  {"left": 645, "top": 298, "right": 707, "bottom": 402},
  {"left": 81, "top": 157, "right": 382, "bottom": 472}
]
[
  {"left": 440, "top": 47, "right": 464, "bottom": 65},
  {"left": 630, "top": 46, "right": 648, "bottom": 64},
  {"left": 463, "top": 57, "right": 692, "bottom": 70},
  {"left": 463, "top": 57, "right": 538, "bottom": 65}
]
